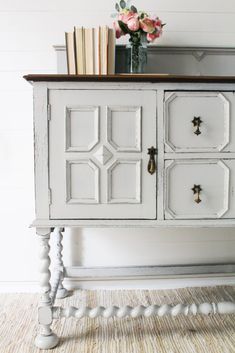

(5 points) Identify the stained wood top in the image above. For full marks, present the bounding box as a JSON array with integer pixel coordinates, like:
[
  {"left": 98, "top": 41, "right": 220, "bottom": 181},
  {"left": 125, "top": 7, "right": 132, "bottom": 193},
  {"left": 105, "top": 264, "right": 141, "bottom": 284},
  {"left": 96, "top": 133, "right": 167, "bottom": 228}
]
[{"left": 24, "top": 74, "right": 235, "bottom": 83}]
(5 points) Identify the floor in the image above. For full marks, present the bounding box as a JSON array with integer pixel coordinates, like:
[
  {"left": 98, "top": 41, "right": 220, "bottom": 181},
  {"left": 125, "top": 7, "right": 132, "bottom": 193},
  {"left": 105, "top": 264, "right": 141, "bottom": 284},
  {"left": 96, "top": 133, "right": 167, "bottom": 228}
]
[{"left": 0, "top": 286, "right": 234, "bottom": 353}]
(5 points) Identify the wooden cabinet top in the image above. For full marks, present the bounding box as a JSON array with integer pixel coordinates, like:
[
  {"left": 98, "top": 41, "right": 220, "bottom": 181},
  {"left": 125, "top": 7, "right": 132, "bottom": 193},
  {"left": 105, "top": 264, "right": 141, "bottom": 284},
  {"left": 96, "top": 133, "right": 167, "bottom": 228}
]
[{"left": 23, "top": 74, "right": 235, "bottom": 84}]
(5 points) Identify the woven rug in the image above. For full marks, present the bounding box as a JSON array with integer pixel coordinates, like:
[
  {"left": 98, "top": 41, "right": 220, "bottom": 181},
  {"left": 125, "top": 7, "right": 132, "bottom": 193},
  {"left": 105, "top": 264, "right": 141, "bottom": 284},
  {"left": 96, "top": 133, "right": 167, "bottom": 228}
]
[{"left": 0, "top": 286, "right": 234, "bottom": 353}]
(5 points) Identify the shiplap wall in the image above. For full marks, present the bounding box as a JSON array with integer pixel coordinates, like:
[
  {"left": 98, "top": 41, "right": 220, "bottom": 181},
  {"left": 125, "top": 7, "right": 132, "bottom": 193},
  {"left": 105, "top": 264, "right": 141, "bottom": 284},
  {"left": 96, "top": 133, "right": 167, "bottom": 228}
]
[{"left": 1, "top": 0, "right": 235, "bottom": 292}]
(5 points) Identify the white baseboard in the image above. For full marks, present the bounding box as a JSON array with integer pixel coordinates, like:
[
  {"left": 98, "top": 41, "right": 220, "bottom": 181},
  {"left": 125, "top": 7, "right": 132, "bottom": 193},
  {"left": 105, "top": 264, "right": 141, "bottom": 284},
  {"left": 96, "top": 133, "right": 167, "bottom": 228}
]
[
  {"left": 0, "top": 275, "right": 234, "bottom": 293},
  {"left": 64, "top": 275, "right": 235, "bottom": 290}
]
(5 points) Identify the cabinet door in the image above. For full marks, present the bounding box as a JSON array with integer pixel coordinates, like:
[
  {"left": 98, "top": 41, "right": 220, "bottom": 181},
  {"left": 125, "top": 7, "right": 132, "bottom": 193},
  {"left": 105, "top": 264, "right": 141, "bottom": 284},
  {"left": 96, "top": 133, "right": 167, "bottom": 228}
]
[
  {"left": 165, "top": 159, "right": 235, "bottom": 219},
  {"left": 49, "top": 89, "right": 157, "bottom": 219}
]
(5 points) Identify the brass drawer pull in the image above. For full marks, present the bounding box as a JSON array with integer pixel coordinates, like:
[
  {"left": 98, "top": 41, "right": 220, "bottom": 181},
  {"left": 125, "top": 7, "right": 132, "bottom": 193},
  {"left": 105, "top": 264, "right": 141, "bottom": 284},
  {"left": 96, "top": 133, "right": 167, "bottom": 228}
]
[
  {"left": 147, "top": 146, "right": 157, "bottom": 175},
  {"left": 192, "top": 184, "right": 202, "bottom": 204},
  {"left": 192, "top": 116, "right": 202, "bottom": 135}
]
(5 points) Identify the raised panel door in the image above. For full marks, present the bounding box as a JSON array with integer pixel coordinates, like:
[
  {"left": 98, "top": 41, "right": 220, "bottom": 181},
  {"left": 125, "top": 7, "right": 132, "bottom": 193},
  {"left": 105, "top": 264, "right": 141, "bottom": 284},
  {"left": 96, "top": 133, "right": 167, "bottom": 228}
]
[{"left": 49, "top": 89, "right": 157, "bottom": 219}]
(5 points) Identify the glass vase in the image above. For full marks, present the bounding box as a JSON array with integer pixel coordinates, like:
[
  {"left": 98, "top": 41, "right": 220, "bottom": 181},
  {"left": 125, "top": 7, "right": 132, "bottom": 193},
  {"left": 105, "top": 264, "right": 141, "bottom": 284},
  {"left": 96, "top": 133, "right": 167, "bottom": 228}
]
[{"left": 125, "top": 40, "right": 147, "bottom": 74}]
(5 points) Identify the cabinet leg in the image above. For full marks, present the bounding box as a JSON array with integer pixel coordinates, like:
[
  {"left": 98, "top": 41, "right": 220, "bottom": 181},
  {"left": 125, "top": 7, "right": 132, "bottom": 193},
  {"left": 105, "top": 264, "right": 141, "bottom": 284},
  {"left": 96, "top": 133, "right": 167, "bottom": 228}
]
[
  {"left": 54, "top": 227, "right": 69, "bottom": 299},
  {"left": 35, "top": 228, "right": 59, "bottom": 350}
]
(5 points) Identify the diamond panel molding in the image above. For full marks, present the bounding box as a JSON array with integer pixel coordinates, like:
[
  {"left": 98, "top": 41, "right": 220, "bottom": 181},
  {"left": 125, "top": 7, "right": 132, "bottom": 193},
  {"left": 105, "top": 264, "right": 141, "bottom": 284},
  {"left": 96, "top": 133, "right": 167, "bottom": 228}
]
[{"left": 93, "top": 146, "right": 113, "bottom": 165}]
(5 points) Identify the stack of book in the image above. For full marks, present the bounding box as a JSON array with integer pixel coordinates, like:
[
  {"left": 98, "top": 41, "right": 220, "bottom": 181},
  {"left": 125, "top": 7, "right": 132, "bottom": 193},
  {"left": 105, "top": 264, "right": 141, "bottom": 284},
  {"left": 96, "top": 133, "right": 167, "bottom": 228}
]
[{"left": 65, "top": 26, "right": 116, "bottom": 75}]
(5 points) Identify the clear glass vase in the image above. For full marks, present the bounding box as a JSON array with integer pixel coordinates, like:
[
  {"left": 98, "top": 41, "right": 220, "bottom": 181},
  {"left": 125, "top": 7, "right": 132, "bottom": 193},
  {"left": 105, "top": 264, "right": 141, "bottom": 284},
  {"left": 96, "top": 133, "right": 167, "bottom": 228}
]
[{"left": 125, "top": 40, "right": 147, "bottom": 74}]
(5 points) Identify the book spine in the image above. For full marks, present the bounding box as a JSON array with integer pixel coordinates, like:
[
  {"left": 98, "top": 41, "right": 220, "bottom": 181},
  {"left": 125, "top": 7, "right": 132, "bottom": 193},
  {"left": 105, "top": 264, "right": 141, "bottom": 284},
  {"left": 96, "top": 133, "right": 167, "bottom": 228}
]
[
  {"left": 65, "top": 32, "right": 76, "bottom": 74},
  {"left": 106, "top": 26, "right": 109, "bottom": 75},
  {"left": 73, "top": 27, "right": 78, "bottom": 74},
  {"left": 82, "top": 27, "right": 85, "bottom": 74},
  {"left": 108, "top": 28, "right": 116, "bottom": 74},
  {"left": 65, "top": 32, "right": 70, "bottom": 74},
  {"left": 99, "top": 26, "right": 101, "bottom": 75}
]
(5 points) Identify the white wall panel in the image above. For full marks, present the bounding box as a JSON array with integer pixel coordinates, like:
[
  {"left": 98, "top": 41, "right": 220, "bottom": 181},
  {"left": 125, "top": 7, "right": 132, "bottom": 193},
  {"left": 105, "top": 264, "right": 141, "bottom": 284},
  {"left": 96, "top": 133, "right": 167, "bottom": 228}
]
[
  {"left": 0, "top": 12, "right": 234, "bottom": 50},
  {"left": 2, "top": 31, "right": 235, "bottom": 52},
  {"left": 152, "top": 32, "right": 235, "bottom": 48},
  {"left": 0, "top": 132, "right": 33, "bottom": 189},
  {"left": 0, "top": 51, "right": 56, "bottom": 71},
  {"left": 0, "top": 9, "right": 235, "bottom": 52},
  {"left": 0, "top": 32, "right": 63, "bottom": 51},
  {"left": 0, "top": 12, "right": 235, "bottom": 34},
  {"left": 0, "top": 0, "right": 235, "bottom": 13},
  {"left": 0, "top": 92, "right": 33, "bottom": 131},
  {"left": 0, "top": 72, "right": 53, "bottom": 91}
]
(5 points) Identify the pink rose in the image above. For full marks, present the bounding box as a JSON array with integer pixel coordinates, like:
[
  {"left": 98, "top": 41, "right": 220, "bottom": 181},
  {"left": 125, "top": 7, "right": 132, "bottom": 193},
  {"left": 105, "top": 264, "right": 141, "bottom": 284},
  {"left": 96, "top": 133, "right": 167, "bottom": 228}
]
[
  {"left": 140, "top": 17, "right": 155, "bottom": 33},
  {"left": 127, "top": 16, "right": 139, "bottom": 31},
  {"left": 154, "top": 18, "right": 162, "bottom": 33},
  {"left": 155, "top": 18, "right": 162, "bottom": 28},
  {"left": 146, "top": 30, "right": 161, "bottom": 42},
  {"left": 118, "top": 11, "right": 135, "bottom": 24},
  {"left": 113, "top": 21, "right": 123, "bottom": 39}
]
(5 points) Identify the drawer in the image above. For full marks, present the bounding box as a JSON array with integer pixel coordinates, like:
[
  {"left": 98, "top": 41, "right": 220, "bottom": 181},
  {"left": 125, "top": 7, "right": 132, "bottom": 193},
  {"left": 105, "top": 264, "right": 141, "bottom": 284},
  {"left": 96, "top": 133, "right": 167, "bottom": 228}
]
[
  {"left": 164, "top": 91, "right": 234, "bottom": 153},
  {"left": 164, "top": 159, "right": 235, "bottom": 219}
]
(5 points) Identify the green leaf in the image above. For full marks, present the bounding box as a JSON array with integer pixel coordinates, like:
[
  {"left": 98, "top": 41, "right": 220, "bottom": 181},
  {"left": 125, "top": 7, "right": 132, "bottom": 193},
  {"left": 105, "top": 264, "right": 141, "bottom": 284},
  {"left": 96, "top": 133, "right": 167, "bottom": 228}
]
[
  {"left": 130, "top": 5, "right": 137, "bottom": 13},
  {"left": 120, "top": 0, "right": 126, "bottom": 9},
  {"left": 130, "top": 34, "right": 141, "bottom": 44},
  {"left": 110, "top": 13, "right": 117, "bottom": 18},
  {"left": 126, "top": 0, "right": 131, "bottom": 7},
  {"left": 115, "top": 3, "right": 120, "bottom": 11},
  {"left": 118, "top": 20, "right": 131, "bottom": 34}
]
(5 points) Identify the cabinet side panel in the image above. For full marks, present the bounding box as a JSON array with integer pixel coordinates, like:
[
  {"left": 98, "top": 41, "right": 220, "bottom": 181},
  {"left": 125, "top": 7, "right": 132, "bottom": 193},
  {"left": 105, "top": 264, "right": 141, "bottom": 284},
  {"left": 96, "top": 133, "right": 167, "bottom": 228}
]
[{"left": 33, "top": 83, "right": 50, "bottom": 219}]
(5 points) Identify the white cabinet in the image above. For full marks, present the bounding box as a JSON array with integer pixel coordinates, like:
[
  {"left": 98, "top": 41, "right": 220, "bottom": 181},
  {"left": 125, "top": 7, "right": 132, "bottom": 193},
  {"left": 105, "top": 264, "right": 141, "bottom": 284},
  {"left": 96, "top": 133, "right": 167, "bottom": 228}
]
[
  {"left": 49, "top": 89, "right": 157, "bottom": 219},
  {"left": 24, "top": 75, "right": 235, "bottom": 350},
  {"left": 47, "top": 88, "right": 235, "bottom": 223},
  {"left": 24, "top": 75, "right": 235, "bottom": 227}
]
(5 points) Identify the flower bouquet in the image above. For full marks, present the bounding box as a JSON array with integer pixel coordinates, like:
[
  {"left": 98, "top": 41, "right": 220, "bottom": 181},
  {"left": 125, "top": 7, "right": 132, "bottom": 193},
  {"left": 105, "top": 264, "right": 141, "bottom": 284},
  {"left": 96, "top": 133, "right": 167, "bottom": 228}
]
[{"left": 112, "top": 0, "right": 164, "bottom": 73}]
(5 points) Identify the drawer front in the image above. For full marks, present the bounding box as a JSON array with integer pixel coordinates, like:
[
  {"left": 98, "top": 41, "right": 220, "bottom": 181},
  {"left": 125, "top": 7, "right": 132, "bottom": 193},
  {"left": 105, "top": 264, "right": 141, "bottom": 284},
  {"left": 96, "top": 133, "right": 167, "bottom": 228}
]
[
  {"left": 49, "top": 89, "right": 157, "bottom": 219},
  {"left": 164, "top": 91, "right": 234, "bottom": 152},
  {"left": 164, "top": 159, "right": 235, "bottom": 219}
]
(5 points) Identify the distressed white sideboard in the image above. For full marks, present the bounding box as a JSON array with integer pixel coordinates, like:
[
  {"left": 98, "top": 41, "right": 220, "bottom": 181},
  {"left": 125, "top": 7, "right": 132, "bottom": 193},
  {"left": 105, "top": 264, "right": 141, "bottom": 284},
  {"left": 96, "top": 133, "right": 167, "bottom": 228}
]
[{"left": 24, "top": 74, "right": 235, "bottom": 349}]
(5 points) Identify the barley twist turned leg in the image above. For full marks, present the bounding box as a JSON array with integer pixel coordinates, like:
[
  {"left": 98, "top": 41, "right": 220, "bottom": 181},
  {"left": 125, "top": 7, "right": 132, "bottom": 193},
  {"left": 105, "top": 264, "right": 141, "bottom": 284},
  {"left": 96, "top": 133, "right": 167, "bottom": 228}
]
[
  {"left": 54, "top": 227, "right": 69, "bottom": 299},
  {"left": 34, "top": 228, "right": 59, "bottom": 349}
]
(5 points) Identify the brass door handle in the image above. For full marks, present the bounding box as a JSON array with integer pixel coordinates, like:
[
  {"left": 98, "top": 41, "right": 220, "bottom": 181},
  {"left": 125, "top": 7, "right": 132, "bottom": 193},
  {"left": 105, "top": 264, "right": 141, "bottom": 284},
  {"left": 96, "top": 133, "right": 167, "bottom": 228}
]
[
  {"left": 192, "top": 116, "right": 202, "bottom": 135},
  {"left": 192, "top": 184, "right": 202, "bottom": 203},
  {"left": 147, "top": 147, "right": 157, "bottom": 175}
]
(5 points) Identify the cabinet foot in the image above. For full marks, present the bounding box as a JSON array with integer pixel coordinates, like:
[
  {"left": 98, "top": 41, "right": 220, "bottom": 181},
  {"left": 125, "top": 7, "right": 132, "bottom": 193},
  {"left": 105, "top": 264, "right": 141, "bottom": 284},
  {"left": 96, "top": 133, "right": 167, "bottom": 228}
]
[
  {"left": 56, "top": 286, "right": 69, "bottom": 299},
  {"left": 35, "top": 333, "right": 59, "bottom": 349}
]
